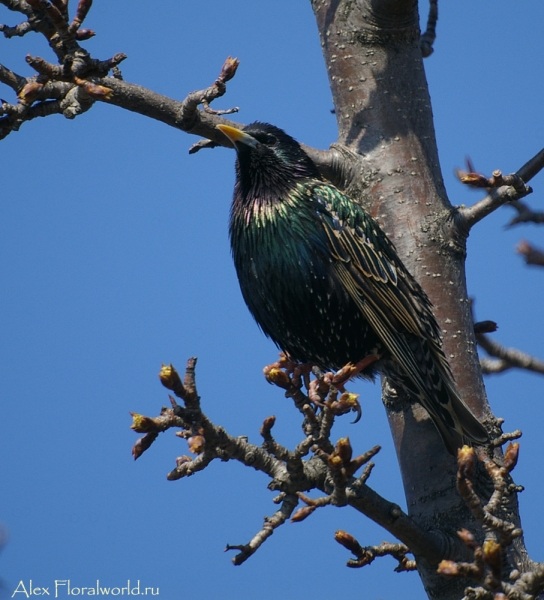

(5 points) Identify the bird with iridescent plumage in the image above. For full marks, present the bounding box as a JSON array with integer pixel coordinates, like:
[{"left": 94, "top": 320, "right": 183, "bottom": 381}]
[{"left": 217, "top": 121, "right": 488, "bottom": 455}]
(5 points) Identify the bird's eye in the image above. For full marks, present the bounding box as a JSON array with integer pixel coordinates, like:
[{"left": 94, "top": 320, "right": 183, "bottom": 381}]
[{"left": 255, "top": 133, "right": 277, "bottom": 146}]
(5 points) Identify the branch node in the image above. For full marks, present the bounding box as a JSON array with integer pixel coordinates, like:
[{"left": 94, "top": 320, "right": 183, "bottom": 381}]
[
  {"left": 177, "top": 56, "right": 240, "bottom": 131},
  {"left": 335, "top": 531, "right": 416, "bottom": 571}
]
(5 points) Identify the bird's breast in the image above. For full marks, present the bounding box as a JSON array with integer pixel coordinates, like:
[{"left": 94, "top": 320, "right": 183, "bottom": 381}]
[{"left": 229, "top": 198, "right": 378, "bottom": 369}]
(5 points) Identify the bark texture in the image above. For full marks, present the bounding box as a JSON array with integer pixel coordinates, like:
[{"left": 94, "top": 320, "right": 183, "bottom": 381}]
[{"left": 311, "top": 0, "right": 530, "bottom": 597}]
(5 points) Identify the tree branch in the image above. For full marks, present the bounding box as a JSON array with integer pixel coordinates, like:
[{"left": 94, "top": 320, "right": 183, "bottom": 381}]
[
  {"left": 0, "top": 61, "right": 26, "bottom": 91},
  {"left": 472, "top": 310, "right": 544, "bottom": 376},
  {"left": 0, "top": 0, "right": 349, "bottom": 181},
  {"left": 97, "top": 76, "right": 344, "bottom": 180},
  {"left": 516, "top": 240, "right": 544, "bottom": 267},
  {"left": 130, "top": 358, "right": 469, "bottom": 567},
  {"left": 477, "top": 333, "right": 544, "bottom": 376},
  {"left": 506, "top": 200, "right": 544, "bottom": 228},
  {"left": 225, "top": 493, "right": 299, "bottom": 565},
  {"left": 343, "top": 476, "right": 450, "bottom": 562},
  {"left": 437, "top": 445, "right": 541, "bottom": 599},
  {"left": 0, "top": 19, "right": 33, "bottom": 37},
  {"left": 335, "top": 531, "right": 417, "bottom": 571},
  {"left": 1, "top": 0, "right": 34, "bottom": 16},
  {"left": 457, "top": 169, "right": 534, "bottom": 231},
  {"left": 456, "top": 148, "right": 544, "bottom": 230}
]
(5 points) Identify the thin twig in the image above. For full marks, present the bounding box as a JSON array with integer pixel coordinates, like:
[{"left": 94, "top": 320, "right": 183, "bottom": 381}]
[
  {"left": 0, "top": 62, "right": 26, "bottom": 91},
  {"left": 458, "top": 149, "right": 544, "bottom": 229},
  {"left": 176, "top": 56, "right": 240, "bottom": 131},
  {"left": 477, "top": 333, "right": 544, "bottom": 376},
  {"left": 335, "top": 531, "right": 417, "bottom": 571},
  {"left": 0, "top": 20, "right": 33, "bottom": 37},
  {"left": 225, "top": 494, "right": 299, "bottom": 565},
  {"left": 516, "top": 240, "right": 544, "bottom": 267},
  {"left": 0, "top": 0, "right": 35, "bottom": 16},
  {"left": 506, "top": 200, "right": 544, "bottom": 228}
]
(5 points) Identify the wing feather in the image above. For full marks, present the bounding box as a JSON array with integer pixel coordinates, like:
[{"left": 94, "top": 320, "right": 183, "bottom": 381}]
[
  {"left": 313, "top": 184, "right": 436, "bottom": 343},
  {"left": 310, "top": 183, "right": 488, "bottom": 451}
]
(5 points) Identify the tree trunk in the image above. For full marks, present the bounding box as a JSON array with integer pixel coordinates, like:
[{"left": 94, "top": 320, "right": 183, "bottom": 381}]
[{"left": 311, "top": 0, "right": 531, "bottom": 597}]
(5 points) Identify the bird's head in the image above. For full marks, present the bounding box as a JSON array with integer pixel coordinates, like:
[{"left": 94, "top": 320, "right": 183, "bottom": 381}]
[{"left": 217, "top": 122, "right": 321, "bottom": 200}]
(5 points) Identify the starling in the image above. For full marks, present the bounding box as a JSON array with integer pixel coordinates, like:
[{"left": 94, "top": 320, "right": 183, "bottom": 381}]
[{"left": 217, "top": 122, "right": 488, "bottom": 454}]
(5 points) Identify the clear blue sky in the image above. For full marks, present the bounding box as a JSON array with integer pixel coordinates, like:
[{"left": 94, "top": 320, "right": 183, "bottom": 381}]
[{"left": 2, "top": 1, "right": 543, "bottom": 599}]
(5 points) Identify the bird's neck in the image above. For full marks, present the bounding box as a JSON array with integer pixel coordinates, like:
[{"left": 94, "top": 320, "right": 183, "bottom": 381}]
[
  {"left": 236, "top": 168, "right": 294, "bottom": 205},
  {"left": 230, "top": 177, "right": 313, "bottom": 231}
]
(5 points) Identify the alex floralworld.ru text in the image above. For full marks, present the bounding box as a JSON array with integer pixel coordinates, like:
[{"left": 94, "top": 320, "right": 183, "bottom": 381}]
[{"left": 11, "top": 580, "right": 159, "bottom": 597}]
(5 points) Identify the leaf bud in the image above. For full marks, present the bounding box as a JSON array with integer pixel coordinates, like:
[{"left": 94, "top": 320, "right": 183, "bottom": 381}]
[
  {"left": 18, "top": 81, "right": 43, "bottom": 104},
  {"left": 263, "top": 366, "right": 290, "bottom": 389},
  {"left": 158, "top": 363, "right": 183, "bottom": 391},
  {"left": 334, "top": 530, "right": 362, "bottom": 554},
  {"left": 504, "top": 442, "right": 519, "bottom": 472},
  {"left": 437, "top": 560, "right": 459, "bottom": 576},
  {"left": 457, "top": 445, "right": 475, "bottom": 478},
  {"left": 130, "top": 412, "right": 160, "bottom": 433},
  {"left": 290, "top": 506, "right": 315, "bottom": 523},
  {"left": 75, "top": 29, "right": 96, "bottom": 40},
  {"left": 187, "top": 435, "right": 205, "bottom": 454},
  {"left": 482, "top": 538, "right": 502, "bottom": 573},
  {"left": 333, "top": 437, "right": 352, "bottom": 464}
]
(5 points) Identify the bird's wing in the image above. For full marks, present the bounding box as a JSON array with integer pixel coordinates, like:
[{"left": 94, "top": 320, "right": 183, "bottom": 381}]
[
  {"left": 311, "top": 183, "right": 491, "bottom": 446},
  {"left": 312, "top": 183, "right": 462, "bottom": 391},
  {"left": 312, "top": 184, "right": 440, "bottom": 344}
]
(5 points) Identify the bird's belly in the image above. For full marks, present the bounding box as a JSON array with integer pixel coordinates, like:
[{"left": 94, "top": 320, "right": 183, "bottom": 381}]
[{"left": 234, "top": 241, "right": 381, "bottom": 372}]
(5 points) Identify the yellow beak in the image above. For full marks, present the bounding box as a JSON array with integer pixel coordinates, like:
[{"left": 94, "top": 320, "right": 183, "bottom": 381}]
[{"left": 216, "top": 124, "right": 258, "bottom": 148}]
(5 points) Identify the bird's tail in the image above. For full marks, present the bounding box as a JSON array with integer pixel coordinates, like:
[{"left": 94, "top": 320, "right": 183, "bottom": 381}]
[
  {"left": 420, "top": 374, "right": 489, "bottom": 456},
  {"left": 387, "top": 337, "right": 489, "bottom": 455}
]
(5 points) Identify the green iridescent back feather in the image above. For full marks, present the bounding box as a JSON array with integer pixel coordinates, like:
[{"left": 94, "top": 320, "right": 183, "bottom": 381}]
[{"left": 226, "top": 122, "right": 488, "bottom": 454}]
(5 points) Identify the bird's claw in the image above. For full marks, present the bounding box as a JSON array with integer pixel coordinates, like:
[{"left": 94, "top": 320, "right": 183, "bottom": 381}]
[{"left": 331, "top": 391, "right": 362, "bottom": 424}]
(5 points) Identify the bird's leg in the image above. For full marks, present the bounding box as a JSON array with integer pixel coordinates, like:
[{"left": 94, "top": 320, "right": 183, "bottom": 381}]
[
  {"left": 263, "top": 354, "right": 317, "bottom": 414},
  {"left": 331, "top": 354, "right": 380, "bottom": 388},
  {"left": 311, "top": 373, "right": 362, "bottom": 424},
  {"left": 265, "top": 353, "right": 368, "bottom": 423},
  {"left": 292, "top": 363, "right": 314, "bottom": 391},
  {"left": 270, "top": 353, "right": 315, "bottom": 391}
]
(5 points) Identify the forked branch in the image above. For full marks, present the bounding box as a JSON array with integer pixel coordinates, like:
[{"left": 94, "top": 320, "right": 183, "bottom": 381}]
[
  {"left": 456, "top": 148, "right": 544, "bottom": 231},
  {"left": 129, "top": 358, "right": 452, "bottom": 566},
  {"left": 335, "top": 531, "right": 416, "bottom": 571},
  {"left": 0, "top": 1, "right": 342, "bottom": 179},
  {"left": 437, "top": 445, "right": 543, "bottom": 598},
  {"left": 457, "top": 167, "right": 533, "bottom": 231},
  {"left": 473, "top": 313, "right": 544, "bottom": 377},
  {"left": 478, "top": 336, "right": 544, "bottom": 376},
  {"left": 506, "top": 200, "right": 544, "bottom": 228}
]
